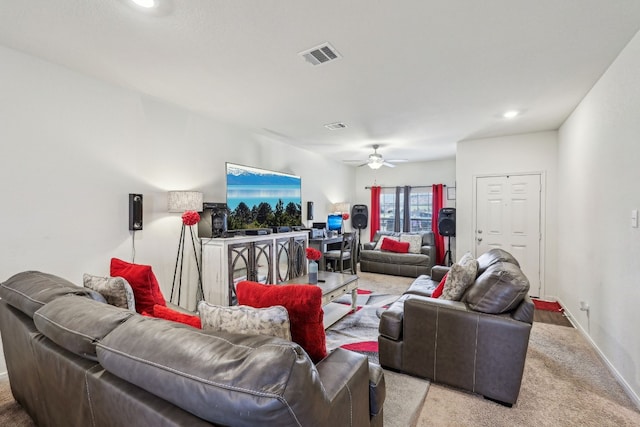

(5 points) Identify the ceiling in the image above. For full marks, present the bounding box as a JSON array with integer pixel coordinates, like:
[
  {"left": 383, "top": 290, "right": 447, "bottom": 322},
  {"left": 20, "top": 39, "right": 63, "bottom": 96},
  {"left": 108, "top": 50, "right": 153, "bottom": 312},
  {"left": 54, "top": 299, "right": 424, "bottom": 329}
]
[{"left": 2, "top": 1, "right": 640, "bottom": 164}]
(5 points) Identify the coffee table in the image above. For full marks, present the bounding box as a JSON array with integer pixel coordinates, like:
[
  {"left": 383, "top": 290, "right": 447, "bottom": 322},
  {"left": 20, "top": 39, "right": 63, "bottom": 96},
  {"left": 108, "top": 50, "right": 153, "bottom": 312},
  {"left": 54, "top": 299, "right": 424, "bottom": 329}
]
[{"left": 282, "top": 271, "right": 358, "bottom": 328}]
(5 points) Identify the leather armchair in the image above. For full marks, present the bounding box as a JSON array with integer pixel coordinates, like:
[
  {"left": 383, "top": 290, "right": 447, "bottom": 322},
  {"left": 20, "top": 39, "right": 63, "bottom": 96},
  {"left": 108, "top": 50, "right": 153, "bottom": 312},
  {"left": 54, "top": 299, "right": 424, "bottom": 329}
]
[{"left": 378, "top": 249, "right": 534, "bottom": 406}]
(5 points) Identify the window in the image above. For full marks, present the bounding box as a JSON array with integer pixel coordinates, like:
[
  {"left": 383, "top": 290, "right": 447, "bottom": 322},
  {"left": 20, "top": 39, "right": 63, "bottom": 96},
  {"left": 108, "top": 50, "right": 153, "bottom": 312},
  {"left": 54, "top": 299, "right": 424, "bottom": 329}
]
[
  {"left": 378, "top": 186, "right": 432, "bottom": 232},
  {"left": 409, "top": 187, "right": 432, "bottom": 231},
  {"left": 380, "top": 188, "right": 398, "bottom": 232}
]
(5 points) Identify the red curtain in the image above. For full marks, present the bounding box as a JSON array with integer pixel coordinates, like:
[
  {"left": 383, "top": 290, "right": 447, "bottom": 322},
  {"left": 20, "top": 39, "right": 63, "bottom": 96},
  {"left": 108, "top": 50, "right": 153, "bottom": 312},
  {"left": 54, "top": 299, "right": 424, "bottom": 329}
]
[
  {"left": 370, "top": 186, "right": 381, "bottom": 241},
  {"left": 432, "top": 184, "right": 445, "bottom": 265}
]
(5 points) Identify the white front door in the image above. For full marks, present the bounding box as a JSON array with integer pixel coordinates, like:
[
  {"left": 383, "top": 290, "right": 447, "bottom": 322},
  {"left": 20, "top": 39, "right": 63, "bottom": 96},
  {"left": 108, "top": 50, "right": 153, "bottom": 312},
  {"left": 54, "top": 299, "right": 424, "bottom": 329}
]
[{"left": 475, "top": 174, "right": 542, "bottom": 297}]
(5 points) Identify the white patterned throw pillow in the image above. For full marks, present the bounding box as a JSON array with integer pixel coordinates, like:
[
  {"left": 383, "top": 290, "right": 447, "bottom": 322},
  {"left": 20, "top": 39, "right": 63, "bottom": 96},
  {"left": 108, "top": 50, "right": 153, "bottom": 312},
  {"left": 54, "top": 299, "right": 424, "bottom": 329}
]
[
  {"left": 440, "top": 252, "right": 479, "bottom": 301},
  {"left": 83, "top": 274, "right": 136, "bottom": 311},
  {"left": 400, "top": 233, "right": 423, "bottom": 254},
  {"left": 198, "top": 301, "right": 292, "bottom": 341}
]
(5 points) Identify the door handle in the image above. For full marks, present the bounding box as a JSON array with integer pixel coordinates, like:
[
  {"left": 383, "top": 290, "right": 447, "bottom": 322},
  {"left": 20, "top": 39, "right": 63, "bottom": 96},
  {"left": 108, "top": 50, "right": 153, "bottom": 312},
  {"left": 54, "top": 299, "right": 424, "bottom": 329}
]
[{"left": 477, "top": 237, "right": 483, "bottom": 243}]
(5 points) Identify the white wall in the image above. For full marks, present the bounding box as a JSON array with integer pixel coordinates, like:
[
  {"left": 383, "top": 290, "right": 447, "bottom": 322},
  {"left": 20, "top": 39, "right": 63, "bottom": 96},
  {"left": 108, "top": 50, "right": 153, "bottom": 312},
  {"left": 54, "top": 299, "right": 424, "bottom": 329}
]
[
  {"left": 353, "top": 158, "right": 457, "bottom": 243},
  {"left": 456, "top": 131, "right": 558, "bottom": 299},
  {"left": 0, "top": 45, "right": 356, "bottom": 373},
  {"left": 558, "top": 30, "right": 640, "bottom": 401}
]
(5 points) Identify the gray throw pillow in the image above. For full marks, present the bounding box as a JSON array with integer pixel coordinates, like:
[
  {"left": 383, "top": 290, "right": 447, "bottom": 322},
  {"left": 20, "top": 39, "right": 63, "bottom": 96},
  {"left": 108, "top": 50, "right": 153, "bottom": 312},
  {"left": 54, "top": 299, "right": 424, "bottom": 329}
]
[
  {"left": 440, "top": 252, "right": 478, "bottom": 301},
  {"left": 83, "top": 274, "right": 136, "bottom": 311},
  {"left": 198, "top": 301, "right": 292, "bottom": 341}
]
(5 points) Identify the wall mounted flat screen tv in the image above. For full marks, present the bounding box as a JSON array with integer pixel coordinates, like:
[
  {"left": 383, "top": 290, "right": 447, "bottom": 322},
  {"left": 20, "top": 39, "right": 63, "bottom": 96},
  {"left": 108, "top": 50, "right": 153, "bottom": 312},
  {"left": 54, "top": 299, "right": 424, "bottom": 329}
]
[{"left": 226, "top": 163, "right": 302, "bottom": 230}]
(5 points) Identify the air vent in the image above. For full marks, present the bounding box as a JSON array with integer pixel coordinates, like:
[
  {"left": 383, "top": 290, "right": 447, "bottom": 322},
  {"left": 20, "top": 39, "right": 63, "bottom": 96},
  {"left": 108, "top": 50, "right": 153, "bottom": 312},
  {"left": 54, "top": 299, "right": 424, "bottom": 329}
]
[
  {"left": 324, "top": 122, "right": 347, "bottom": 130},
  {"left": 299, "top": 43, "right": 342, "bottom": 66}
]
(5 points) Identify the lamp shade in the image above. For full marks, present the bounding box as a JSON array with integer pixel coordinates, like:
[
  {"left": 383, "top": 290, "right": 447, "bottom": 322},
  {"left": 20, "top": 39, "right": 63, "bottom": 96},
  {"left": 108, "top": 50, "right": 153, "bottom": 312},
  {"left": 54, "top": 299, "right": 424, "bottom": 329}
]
[{"left": 168, "top": 191, "right": 203, "bottom": 212}]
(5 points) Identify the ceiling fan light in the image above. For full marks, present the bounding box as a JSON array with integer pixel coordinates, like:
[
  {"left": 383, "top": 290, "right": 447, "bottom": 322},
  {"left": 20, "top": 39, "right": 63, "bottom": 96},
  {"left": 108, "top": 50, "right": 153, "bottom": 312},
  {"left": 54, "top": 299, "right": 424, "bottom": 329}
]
[{"left": 368, "top": 161, "right": 384, "bottom": 170}]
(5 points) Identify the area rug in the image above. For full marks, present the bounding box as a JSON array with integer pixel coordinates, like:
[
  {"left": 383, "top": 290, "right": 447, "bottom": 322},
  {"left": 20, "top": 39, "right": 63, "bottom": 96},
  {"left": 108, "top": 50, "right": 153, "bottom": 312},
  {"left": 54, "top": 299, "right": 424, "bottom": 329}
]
[
  {"left": 532, "top": 298, "right": 564, "bottom": 312},
  {"left": 325, "top": 289, "right": 399, "bottom": 365},
  {"left": 326, "top": 288, "right": 430, "bottom": 427}
]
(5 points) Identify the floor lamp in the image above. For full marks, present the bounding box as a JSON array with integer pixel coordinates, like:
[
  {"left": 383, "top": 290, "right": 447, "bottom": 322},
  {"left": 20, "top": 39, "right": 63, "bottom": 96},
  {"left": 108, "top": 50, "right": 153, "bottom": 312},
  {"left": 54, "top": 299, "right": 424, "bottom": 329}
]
[{"left": 168, "top": 191, "right": 204, "bottom": 308}]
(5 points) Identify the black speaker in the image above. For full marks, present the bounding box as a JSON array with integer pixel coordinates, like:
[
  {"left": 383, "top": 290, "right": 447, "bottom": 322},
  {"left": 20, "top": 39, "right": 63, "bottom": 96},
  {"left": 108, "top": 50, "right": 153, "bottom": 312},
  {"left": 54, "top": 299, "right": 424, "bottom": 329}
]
[
  {"left": 198, "top": 202, "right": 228, "bottom": 238},
  {"left": 211, "top": 209, "right": 228, "bottom": 238},
  {"left": 438, "top": 208, "right": 456, "bottom": 237},
  {"left": 307, "top": 201, "right": 314, "bottom": 221},
  {"left": 129, "top": 194, "right": 143, "bottom": 231},
  {"left": 352, "top": 204, "right": 368, "bottom": 229}
]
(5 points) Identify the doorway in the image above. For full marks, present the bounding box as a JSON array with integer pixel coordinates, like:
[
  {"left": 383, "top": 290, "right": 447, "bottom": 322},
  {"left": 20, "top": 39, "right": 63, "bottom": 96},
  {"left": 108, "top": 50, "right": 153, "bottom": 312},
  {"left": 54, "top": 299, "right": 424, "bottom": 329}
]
[{"left": 475, "top": 174, "right": 543, "bottom": 297}]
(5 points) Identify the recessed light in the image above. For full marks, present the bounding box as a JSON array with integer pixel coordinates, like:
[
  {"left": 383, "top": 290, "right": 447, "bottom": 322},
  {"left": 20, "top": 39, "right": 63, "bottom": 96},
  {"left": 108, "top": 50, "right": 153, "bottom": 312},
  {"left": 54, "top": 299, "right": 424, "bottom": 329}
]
[
  {"left": 503, "top": 110, "right": 519, "bottom": 119},
  {"left": 131, "top": 0, "right": 155, "bottom": 8}
]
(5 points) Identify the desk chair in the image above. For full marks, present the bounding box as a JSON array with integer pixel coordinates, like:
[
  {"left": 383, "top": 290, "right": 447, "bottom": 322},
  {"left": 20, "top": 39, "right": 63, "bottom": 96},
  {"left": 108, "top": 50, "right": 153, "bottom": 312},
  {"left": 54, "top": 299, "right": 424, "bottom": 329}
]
[{"left": 324, "top": 232, "right": 356, "bottom": 274}]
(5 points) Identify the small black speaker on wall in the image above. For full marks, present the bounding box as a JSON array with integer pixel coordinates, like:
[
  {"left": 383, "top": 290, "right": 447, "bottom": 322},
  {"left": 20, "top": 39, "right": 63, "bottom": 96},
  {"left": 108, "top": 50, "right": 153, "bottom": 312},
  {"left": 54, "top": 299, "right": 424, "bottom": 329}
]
[
  {"left": 307, "top": 201, "right": 314, "bottom": 221},
  {"left": 352, "top": 204, "right": 369, "bottom": 229},
  {"left": 129, "top": 193, "right": 143, "bottom": 231},
  {"left": 438, "top": 207, "right": 456, "bottom": 237}
]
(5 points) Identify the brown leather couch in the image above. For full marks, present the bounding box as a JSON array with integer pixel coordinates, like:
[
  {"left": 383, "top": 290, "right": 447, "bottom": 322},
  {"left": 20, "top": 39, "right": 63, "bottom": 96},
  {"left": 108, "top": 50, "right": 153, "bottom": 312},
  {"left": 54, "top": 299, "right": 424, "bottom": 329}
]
[
  {"left": 0, "top": 271, "right": 386, "bottom": 426},
  {"left": 378, "top": 249, "right": 534, "bottom": 406},
  {"left": 359, "top": 231, "right": 436, "bottom": 278}
]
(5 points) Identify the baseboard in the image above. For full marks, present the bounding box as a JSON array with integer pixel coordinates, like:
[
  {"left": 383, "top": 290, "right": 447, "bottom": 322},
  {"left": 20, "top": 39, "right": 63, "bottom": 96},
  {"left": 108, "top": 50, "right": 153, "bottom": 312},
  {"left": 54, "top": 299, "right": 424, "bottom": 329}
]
[
  {"left": 0, "top": 372, "right": 7, "bottom": 381},
  {"left": 558, "top": 298, "right": 640, "bottom": 411}
]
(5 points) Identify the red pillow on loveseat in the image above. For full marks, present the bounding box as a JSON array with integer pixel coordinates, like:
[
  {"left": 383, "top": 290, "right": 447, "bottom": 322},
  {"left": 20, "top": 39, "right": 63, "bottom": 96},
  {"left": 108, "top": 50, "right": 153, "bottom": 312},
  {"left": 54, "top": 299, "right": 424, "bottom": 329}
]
[
  {"left": 110, "top": 258, "right": 166, "bottom": 314},
  {"left": 380, "top": 237, "right": 410, "bottom": 254},
  {"left": 152, "top": 304, "right": 201, "bottom": 328},
  {"left": 236, "top": 280, "right": 327, "bottom": 363}
]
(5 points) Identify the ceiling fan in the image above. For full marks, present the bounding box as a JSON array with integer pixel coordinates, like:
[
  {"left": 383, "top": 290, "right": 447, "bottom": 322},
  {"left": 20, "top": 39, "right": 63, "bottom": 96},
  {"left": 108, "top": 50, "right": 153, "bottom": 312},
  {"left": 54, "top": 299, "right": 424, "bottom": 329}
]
[{"left": 344, "top": 145, "right": 408, "bottom": 169}]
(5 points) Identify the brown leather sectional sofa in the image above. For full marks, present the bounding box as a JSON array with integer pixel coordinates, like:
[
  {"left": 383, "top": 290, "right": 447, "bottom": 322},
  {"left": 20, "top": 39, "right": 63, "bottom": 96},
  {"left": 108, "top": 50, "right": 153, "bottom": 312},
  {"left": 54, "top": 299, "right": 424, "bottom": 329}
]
[
  {"left": 360, "top": 231, "right": 437, "bottom": 278},
  {"left": 378, "top": 249, "right": 534, "bottom": 406},
  {"left": 0, "top": 271, "right": 386, "bottom": 426}
]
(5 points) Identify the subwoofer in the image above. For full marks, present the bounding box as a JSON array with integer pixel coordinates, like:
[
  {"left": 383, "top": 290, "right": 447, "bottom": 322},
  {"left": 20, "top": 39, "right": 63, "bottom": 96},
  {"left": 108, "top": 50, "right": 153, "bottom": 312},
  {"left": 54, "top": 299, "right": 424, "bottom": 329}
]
[
  {"left": 438, "top": 208, "right": 456, "bottom": 237},
  {"left": 198, "top": 202, "right": 228, "bottom": 238},
  {"left": 352, "top": 204, "right": 368, "bottom": 229}
]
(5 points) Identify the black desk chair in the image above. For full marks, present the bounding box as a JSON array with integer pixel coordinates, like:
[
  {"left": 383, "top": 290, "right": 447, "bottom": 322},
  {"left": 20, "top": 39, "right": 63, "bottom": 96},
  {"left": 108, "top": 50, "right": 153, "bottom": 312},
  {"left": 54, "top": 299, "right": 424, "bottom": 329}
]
[{"left": 324, "top": 232, "right": 356, "bottom": 274}]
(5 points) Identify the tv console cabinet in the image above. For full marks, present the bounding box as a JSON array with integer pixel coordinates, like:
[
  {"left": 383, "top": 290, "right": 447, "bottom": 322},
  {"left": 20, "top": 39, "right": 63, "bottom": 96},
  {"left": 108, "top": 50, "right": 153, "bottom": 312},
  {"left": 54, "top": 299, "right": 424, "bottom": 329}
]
[{"left": 201, "top": 231, "right": 309, "bottom": 305}]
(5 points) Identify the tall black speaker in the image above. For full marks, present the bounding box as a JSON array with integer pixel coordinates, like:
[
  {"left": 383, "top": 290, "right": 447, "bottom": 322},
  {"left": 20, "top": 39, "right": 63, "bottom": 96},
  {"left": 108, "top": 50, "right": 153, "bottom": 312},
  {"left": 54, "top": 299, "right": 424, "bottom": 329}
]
[
  {"left": 438, "top": 208, "right": 456, "bottom": 237},
  {"left": 307, "top": 201, "right": 314, "bottom": 221},
  {"left": 352, "top": 204, "right": 368, "bottom": 229},
  {"left": 129, "top": 194, "right": 143, "bottom": 231}
]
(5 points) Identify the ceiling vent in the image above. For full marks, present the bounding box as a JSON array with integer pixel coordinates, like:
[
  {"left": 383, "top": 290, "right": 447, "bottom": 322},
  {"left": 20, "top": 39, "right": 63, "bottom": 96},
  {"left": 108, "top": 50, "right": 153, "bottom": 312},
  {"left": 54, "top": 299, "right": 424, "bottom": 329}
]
[
  {"left": 324, "top": 122, "right": 347, "bottom": 130},
  {"left": 299, "top": 43, "right": 342, "bottom": 66}
]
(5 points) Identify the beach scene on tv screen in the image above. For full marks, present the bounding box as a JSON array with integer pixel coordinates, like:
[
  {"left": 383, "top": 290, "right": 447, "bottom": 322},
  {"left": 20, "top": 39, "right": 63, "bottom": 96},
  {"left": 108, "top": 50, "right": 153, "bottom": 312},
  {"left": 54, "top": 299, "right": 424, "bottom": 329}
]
[{"left": 226, "top": 163, "right": 302, "bottom": 229}]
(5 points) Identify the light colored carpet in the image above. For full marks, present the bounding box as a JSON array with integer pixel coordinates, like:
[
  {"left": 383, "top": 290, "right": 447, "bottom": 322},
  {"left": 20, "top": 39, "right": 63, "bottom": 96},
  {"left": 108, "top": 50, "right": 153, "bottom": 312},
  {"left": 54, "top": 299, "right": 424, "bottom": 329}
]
[
  {"left": 352, "top": 271, "right": 640, "bottom": 427},
  {"left": 416, "top": 320, "right": 640, "bottom": 426},
  {"left": 0, "top": 378, "right": 35, "bottom": 427}
]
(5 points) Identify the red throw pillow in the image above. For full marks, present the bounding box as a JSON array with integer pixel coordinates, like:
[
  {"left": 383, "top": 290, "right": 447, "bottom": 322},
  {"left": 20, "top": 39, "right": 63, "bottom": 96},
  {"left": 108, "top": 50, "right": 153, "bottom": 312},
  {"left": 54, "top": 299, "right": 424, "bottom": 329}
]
[
  {"left": 236, "top": 281, "right": 327, "bottom": 363},
  {"left": 380, "top": 237, "right": 410, "bottom": 254},
  {"left": 431, "top": 272, "right": 448, "bottom": 299},
  {"left": 110, "top": 258, "right": 166, "bottom": 314},
  {"left": 152, "top": 304, "right": 201, "bottom": 329}
]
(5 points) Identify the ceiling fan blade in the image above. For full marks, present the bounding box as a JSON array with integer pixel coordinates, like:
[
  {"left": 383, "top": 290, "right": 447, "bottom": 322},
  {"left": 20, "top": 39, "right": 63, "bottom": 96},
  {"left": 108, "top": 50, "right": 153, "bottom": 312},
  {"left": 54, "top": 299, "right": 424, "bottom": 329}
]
[{"left": 383, "top": 162, "right": 396, "bottom": 168}]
